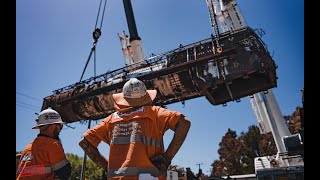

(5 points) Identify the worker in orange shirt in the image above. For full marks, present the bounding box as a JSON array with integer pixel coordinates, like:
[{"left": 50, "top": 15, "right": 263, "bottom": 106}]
[
  {"left": 79, "top": 78, "right": 191, "bottom": 179},
  {"left": 16, "top": 108, "right": 72, "bottom": 180}
]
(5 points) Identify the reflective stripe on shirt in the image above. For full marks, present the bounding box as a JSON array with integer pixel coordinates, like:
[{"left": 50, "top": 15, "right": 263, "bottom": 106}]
[
  {"left": 108, "top": 167, "right": 166, "bottom": 177},
  {"left": 110, "top": 134, "right": 163, "bottom": 148},
  {"left": 16, "top": 158, "right": 70, "bottom": 175},
  {"left": 51, "top": 158, "right": 70, "bottom": 171}
]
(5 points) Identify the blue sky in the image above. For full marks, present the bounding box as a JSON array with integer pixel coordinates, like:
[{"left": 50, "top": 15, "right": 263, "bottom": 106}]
[{"left": 16, "top": 0, "right": 304, "bottom": 175}]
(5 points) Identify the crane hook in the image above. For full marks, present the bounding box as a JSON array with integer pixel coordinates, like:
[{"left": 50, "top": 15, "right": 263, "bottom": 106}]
[{"left": 93, "top": 28, "right": 101, "bottom": 42}]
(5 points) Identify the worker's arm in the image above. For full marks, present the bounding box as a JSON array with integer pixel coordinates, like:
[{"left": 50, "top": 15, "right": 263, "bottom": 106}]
[
  {"left": 151, "top": 116, "right": 191, "bottom": 171},
  {"left": 165, "top": 116, "right": 191, "bottom": 160},
  {"left": 79, "top": 137, "right": 108, "bottom": 171}
]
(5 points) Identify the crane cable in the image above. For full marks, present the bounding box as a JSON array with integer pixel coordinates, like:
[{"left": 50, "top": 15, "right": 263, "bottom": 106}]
[
  {"left": 79, "top": 1, "right": 108, "bottom": 180},
  {"left": 79, "top": 0, "right": 108, "bottom": 82}
]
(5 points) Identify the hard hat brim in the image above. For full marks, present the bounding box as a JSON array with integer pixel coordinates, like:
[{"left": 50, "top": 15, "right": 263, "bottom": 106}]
[
  {"left": 112, "top": 90, "right": 157, "bottom": 109},
  {"left": 32, "top": 121, "right": 66, "bottom": 129}
]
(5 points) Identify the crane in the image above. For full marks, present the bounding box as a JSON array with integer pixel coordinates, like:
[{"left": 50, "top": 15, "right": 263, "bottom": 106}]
[
  {"left": 39, "top": 0, "right": 302, "bottom": 178},
  {"left": 206, "top": 0, "right": 304, "bottom": 179}
]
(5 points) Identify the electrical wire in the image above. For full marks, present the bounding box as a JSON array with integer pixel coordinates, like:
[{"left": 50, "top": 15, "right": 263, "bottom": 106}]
[
  {"left": 16, "top": 92, "right": 42, "bottom": 113},
  {"left": 16, "top": 91, "right": 42, "bottom": 102},
  {"left": 16, "top": 100, "right": 40, "bottom": 109},
  {"left": 16, "top": 104, "right": 39, "bottom": 112}
]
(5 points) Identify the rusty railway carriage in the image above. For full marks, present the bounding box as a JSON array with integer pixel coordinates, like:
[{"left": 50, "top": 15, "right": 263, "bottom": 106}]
[{"left": 42, "top": 27, "right": 277, "bottom": 123}]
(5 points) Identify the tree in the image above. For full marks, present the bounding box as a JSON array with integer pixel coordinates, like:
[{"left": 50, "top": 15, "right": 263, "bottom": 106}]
[
  {"left": 211, "top": 160, "right": 224, "bottom": 177},
  {"left": 186, "top": 167, "right": 198, "bottom": 180},
  {"left": 259, "top": 132, "right": 277, "bottom": 157},
  {"left": 212, "top": 129, "right": 244, "bottom": 176},
  {"left": 211, "top": 105, "right": 302, "bottom": 176},
  {"left": 211, "top": 126, "right": 278, "bottom": 176},
  {"left": 66, "top": 153, "right": 104, "bottom": 180},
  {"left": 239, "top": 125, "right": 262, "bottom": 174},
  {"left": 284, "top": 106, "right": 303, "bottom": 134}
]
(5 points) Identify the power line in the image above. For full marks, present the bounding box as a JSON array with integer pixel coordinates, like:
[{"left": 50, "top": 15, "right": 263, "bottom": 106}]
[
  {"left": 16, "top": 104, "right": 40, "bottom": 112},
  {"left": 16, "top": 100, "right": 40, "bottom": 109},
  {"left": 16, "top": 92, "right": 42, "bottom": 102}
]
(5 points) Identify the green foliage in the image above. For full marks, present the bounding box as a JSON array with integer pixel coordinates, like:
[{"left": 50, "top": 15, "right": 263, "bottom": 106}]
[
  {"left": 239, "top": 125, "right": 262, "bottom": 174},
  {"left": 66, "top": 153, "right": 104, "bottom": 180}
]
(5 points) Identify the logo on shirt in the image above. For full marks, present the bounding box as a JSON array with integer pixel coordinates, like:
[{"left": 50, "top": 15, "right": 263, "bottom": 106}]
[
  {"left": 17, "top": 164, "right": 46, "bottom": 176},
  {"left": 114, "top": 107, "right": 145, "bottom": 118},
  {"left": 112, "top": 121, "right": 142, "bottom": 137}
]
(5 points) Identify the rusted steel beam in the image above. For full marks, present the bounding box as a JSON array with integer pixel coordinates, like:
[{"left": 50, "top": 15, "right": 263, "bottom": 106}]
[{"left": 42, "top": 27, "right": 277, "bottom": 123}]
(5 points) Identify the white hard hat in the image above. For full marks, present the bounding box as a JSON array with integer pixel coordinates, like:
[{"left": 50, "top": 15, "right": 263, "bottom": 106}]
[
  {"left": 112, "top": 78, "right": 157, "bottom": 111},
  {"left": 32, "top": 108, "right": 66, "bottom": 129}
]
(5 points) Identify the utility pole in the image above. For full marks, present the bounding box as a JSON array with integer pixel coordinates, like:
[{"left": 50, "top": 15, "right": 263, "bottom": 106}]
[
  {"left": 196, "top": 163, "right": 204, "bottom": 178},
  {"left": 196, "top": 163, "right": 203, "bottom": 171}
]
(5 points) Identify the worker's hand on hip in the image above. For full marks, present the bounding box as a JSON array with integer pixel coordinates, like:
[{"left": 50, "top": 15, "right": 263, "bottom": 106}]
[{"left": 150, "top": 153, "right": 171, "bottom": 171}]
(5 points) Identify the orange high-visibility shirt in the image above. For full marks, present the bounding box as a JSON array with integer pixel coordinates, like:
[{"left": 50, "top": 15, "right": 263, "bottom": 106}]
[
  {"left": 84, "top": 105, "right": 183, "bottom": 180},
  {"left": 16, "top": 135, "right": 70, "bottom": 180}
]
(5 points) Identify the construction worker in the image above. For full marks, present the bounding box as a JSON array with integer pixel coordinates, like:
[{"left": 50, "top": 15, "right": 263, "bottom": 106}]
[
  {"left": 79, "top": 78, "right": 191, "bottom": 179},
  {"left": 16, "top": 108, "right": 72, "bottom": 180}
]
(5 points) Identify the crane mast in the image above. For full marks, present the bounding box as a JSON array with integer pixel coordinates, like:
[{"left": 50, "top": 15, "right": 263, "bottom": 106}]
[
  {"left": 123, "top": 0, "right": 145, "bottom": 67},
  {"left": 208, "top": 0, "right": 304, "bottom": 178}
]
